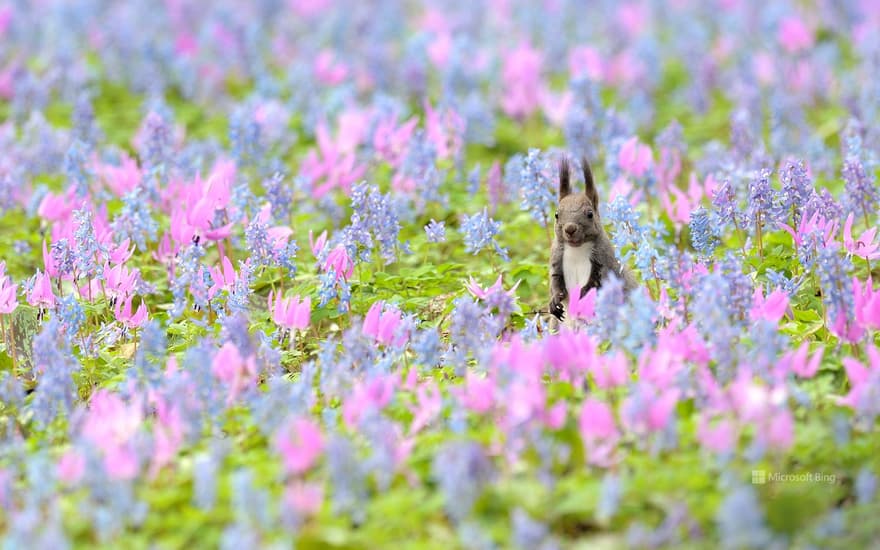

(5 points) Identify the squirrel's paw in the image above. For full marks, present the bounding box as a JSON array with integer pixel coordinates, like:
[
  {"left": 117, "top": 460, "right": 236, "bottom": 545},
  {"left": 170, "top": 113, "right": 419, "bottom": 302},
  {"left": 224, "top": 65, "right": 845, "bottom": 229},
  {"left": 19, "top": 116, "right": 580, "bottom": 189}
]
[{"left": 549, "top": 294, "right": 565, "bottom": 320}]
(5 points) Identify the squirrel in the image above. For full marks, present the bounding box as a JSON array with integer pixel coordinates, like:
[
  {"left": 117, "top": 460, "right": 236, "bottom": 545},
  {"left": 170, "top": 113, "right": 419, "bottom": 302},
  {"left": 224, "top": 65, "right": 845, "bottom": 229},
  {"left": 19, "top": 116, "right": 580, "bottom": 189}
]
[{"left": 549, "top": 157, "right": 636, "bottom": 325}]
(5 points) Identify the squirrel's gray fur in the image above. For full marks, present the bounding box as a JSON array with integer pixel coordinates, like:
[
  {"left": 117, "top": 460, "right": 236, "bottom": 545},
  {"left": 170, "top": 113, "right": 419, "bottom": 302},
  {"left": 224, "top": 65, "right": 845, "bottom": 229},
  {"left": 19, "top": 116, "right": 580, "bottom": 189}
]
[{"left": 548, "top": 157, "right": 636, "bottom": 321}]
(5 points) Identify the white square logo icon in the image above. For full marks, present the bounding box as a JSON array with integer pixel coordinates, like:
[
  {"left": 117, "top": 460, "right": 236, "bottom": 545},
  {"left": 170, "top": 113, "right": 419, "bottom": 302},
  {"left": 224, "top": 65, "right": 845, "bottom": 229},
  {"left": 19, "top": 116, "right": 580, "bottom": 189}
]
[{"left": 752, "top": 470, "right": 766, "bottom": 484}]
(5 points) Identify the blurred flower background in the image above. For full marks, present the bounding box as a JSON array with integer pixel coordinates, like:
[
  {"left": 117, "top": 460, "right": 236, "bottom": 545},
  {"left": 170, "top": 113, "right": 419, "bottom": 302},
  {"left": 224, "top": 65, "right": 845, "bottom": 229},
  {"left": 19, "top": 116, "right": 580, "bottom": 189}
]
[{"left": 0, "top": 0, "right": 879, "bottom": 547}]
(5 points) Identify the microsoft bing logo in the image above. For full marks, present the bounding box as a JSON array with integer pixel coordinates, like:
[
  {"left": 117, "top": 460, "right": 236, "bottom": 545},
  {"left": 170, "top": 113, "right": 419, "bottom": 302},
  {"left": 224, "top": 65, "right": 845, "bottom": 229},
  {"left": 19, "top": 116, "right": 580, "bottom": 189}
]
[{"left": 752, "top": 470, "right": 766, "bottom": 484}]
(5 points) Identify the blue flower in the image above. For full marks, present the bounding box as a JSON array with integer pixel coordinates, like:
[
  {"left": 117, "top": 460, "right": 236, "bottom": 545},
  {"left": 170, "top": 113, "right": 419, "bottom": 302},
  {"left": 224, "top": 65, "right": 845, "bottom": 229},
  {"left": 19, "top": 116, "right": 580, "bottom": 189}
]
[
  {"left": 460, "top": 208, "right": 508, "bottom": 261},
  {"left": 715, "top": 486, "right": 775, "bottom": 549},
  {"left": 73, "top": 209, "right": 103, "bottom": 279},
  {"left": 111, "top": 188, "right": 158, "bottom": 252},
  {"left": 343, "top": 182, "right": 404, "bottom": 265},
  {"left": 517, "top": 149, "right": 556, "bottom": 227},
  {"left": 29, "top": 320, "right": 81, "bottom": 427},
  {"left": 431, "top": 440, "right": 495, "bottom": 522},
  {"left": 689, "top": 207, "right": 719, "bottom": 257},
  {"left": 424, "top": 219, "right": 447, "bottom": 243}
]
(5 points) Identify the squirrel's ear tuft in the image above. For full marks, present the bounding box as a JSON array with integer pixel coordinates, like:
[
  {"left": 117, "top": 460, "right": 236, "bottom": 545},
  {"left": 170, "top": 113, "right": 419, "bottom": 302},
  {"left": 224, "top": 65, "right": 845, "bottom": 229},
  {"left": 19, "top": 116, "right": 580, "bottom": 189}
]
[
  {"left": 559, "top": 157, "right": 571, "bottom": 199},
  {"left": 582, "top": 157, "right": 598, "bottom": 207}
]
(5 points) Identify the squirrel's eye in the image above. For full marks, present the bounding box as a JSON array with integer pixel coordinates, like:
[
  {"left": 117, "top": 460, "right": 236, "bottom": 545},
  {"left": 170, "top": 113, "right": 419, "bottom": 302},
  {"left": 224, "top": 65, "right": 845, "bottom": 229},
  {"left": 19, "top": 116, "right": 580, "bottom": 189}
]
[
  {"left": 555, "top": 212, "right": 559, "bottom": 219},
  {"left": 587, "top": 210, "right": 594, "bottom": 219}
]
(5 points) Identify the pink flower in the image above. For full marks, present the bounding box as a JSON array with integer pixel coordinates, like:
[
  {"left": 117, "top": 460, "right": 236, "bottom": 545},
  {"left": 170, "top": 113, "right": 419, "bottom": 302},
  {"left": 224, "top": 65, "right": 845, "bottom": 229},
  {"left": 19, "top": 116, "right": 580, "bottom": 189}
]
[
  {"left": 749, "top": 287, "right": 789, "bottom": 323},
  {"left": 335, "top": 108, "right": 369, "bottom": 154},
  {"left": 103, "top": 263, "right": 138, "bottom": 300},
  {"left": 268, "top": 226, "right": 294, "bottom": 251},
  {"left": 309, "top": 230, "right": 328, "bottom": 257},
  {"left": 427, "top": 32, "right": 452, "bottom": 68},
  {"left": 580, "top": 398, "right": 621, "bottom": 465},
  {"left": 591, "top": 350, "right": 628, "bottom": 389},
  {"left": 607, "top": 50, "right": 644, "bottom": 87},
  {"left": 424, "top": 102, "right": 464, "bottom": 160},
  {"left": 42, "top": 240, "right": 59, "bottom": 278},
  {"left": 283, "top": 481, "right": 324, "bottom": 517},
  {"left": 290, "top": 0, "right": 331, "bottom": 18},
  {"left": 150, "top": 398, "right": 184, "bottom": 477},
  {"left": 620, "top": 386, "right": 680, "bottom": 434},
  {"left": 208, "top": 256, "right": 238, "bottom": 299},
  {"left": 274, "top": 417, "right": 324, "bottom": 475},
  {"left": 698, "top": 416, "right": 735, "bottom": 455},
  {"left": 57, "top": 449, "right": 86, "bottom": 485},
  {"left": 779, "top": 342, "right": 824, "bottom": 379},
  {"left": 82, "top": 390, "right": 143, "bottom": 480},
  {"left": 579, "top": 398, "right": 618, "bottom": 440},
  {"left": 27, "top": 271, "right": 55, "bottom": 309},
  {"left": 104, "top": 445, "right": 140, "bottom": 480},
  {"left": 38, "top": 188, "right": 77, "bottom": 222},
  {"left": 410, "top": 381, "right": 442, "bottom": 434},
  {"left": 568, "top": 45, "right": 605, "bottom": 81},
  {"left": 456, "top": 371, "right": 496, "bottom": 414},
  {"left": 268, "top": 290, "right": 311, "bottom": 332},
  {"left": 837, "top": 346, "right": 880, "bottom": 413},
  {"left": 342, "top": 376, "right": 396, "bottom": 428},
  {"left": 647, "top": 389, "right": 679, "bottom": 431},
  {"left": 108, "top": 238, "right": 135, "bottom": 265},
  {"left": 323, "top": 244, "right": 354, "bottom": 281},
  {"left": 843, "top": 213, "right": 880, "bottom": 260},
  {"left": 618, "top": 136, "right": 653, "bottom": 178},
  {"left": 211, "top": 342, "right": 257, "bottom": 404},
  {"left": 539, "top": 89, "right": 573, "bottom": 127},
  {"left": 373, "top": 116, "right": 418, "bottom": 167},
  {"left": 114, "top": 295, "right": 148, "bottom": 328},
  {"left": 501, "top": 42, "right": 543, "bottom": 120},
  {"left": 660, "top": 179, "right": 702, "bottom": 227},
  {"left": 779, "top": 209, "right": 838, "bottom": 248},
  {"left": 830, "top": 306, "right": 865, "bottom": 344},
  {"left": 301, "top": 123, "right": 366, "bottom": 198},
  {"left": 617, "top": 2, "right": 648, "bottom": 36},
  {"left": 778, "top": 16, "right": 814, "bottom": 54},
  {"left": 855, "top": 277, "right": 880, "bottom": 330},
  {"left": 362, "top": 300, "right": 407, "bottom": 347},
  {"left": 567, "top": 286, "right": 597, "bottom": 323},
  {"left": 466, "top": 275, "right": 520, "bottom": 301},
  {"left": 753, "top": 51, "right": 776, "bottom": 85},
  {"left": 314, "top": 50, "right": 348, "bottom": 86},
  {"left": 0, "top": 276, "right": 17, "bottom": 314},
  {"left": 766, "top": 409, "right": 794, "bottom": 450},
  {"left": 99, "top": 154, "right": 141, "bottom": 197}
]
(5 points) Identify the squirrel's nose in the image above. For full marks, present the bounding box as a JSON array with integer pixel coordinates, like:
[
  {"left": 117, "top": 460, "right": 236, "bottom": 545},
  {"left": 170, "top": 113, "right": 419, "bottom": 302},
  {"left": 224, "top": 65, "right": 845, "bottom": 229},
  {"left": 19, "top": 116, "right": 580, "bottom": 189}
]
[{"left": 564, "top": 224, "right": 576, "bottom": 235}]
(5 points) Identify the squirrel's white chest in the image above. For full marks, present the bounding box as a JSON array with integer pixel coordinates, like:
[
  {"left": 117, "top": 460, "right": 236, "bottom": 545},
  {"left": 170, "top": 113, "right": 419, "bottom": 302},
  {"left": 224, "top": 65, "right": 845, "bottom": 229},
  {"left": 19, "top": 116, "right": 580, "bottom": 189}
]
[{"left": 563, "top": 243, "right": 593, "bottom": 297}]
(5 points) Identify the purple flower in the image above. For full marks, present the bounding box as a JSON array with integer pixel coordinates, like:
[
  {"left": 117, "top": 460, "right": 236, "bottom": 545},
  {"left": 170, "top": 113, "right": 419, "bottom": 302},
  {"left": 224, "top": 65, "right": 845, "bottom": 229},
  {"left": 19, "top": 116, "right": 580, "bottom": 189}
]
[
  {"left": 325, "top": 435, "right": 368, "bottom": 523},
  {"left": 460, "top": 208, "right": 508, "bottom": 261},
  {"left": 64, "top": 139, "right": 93, "bottom": 198},
  {"left": 343, "top": 182, "right": 404, "bottom": 265},
  {"left": 842, "top": 156, "right": 878, "bottom": 220},
  {"left": 689, "top": 207, "right": 719, "bottom": 257},
  {"left": 597, "top": 473, "right": 623, "bottom": 523},
  {"left": 424, "top": 219, "right": 447, "bottom": 243},
  {"left": 50, "top": 239, "right": 76, "bottom": 279},
  {"left": 605, "top": 195, "right": 644, "bottom": 251},
  {"left": 111, "top": 188, "right": 158, "bottom": 252},
  {"left": 431, "top": 440, "right": 495, "bottom": 522},
  {"left": 855, "top": 467, "right": 877, "bottom": 504},
  {"left": 29, "top": 320, "right": 81, "bottom": 427},
  {"left": 517, "top": 149, "right": 556, "bottom": 227},
  {"left": 715, "top": 486, "right": 774, "bottom": 549},
  {"left": 73, "top": 209, "right": 103, "bottom": 279},
  {"left": 512, "top": 508, "right": 554, "bottom": 550},
  {"left": 778, "top": 159, "right": 813, "bottom": 222}
]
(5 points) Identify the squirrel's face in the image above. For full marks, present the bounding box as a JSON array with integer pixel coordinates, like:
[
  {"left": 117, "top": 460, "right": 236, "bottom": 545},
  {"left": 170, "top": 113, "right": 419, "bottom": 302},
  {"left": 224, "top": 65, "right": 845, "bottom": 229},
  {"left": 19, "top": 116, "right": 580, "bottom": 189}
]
[
  {"left": 555, "top": 157, "right": 602, "bottom": 247},
  {"left": 555, "top": 193, "right": 600, "bottom": 246}
]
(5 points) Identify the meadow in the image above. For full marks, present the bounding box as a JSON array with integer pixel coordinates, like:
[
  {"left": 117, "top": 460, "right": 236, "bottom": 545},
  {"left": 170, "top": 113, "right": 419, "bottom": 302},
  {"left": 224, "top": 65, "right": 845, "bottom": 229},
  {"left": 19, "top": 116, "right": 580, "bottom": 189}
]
[{"left": 0, "top": 1, "right": 879, "bottom": 548}]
